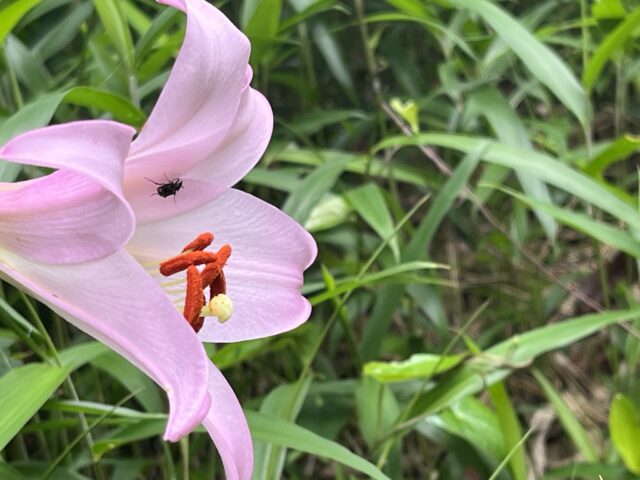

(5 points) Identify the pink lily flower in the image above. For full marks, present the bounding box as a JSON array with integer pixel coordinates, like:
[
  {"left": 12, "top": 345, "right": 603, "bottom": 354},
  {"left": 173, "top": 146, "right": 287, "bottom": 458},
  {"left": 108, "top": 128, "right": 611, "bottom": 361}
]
[
  {"left": 123, "top": 1, "right": 316, "bottom": 477},
  {"left": 2, "top": 0, "right": 315, "bottom": 478},
  {"left": 0, "top": 121, "right": 212, "bottom": 443}
]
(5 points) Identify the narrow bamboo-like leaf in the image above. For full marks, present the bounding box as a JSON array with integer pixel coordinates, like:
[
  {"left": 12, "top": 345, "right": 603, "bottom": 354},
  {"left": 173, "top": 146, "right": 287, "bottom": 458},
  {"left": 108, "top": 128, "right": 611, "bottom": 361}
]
[
  {"left": 424, "top": 397, "right": 504, "bottom": 461},
  {"left": 469, "top": 87, "right": 557, "bottom": 239},
  {"left": 405, "top": 150, "right": 482, "bottom": 260},
  {"left": 609, "top": 393, "right": 640, "bottom": 474},
  {"left": 585, "top": 135, "right": 640, "bottom": 176},
  {"left": 410, "top": 309, "right": 640, "bottom": 419},
  {"left": 243, "top": 0, "right": 282, "bottom": 64},
  {"left": 346, "top": 183, "right": 400, "bottom": 261},
  {"left": 59, "top": 342, "right": 109, "bottom": 371},
  {"left": 253, "top": 378, "right": 312, "bottom": 480},
  {"left": 93, "top": 0, "right": 135, "bottom": 70},
  {"left": 64, "top": 87, "right": 146, "bottom": 127},
  {"left": 489, "top": 382, "right": 526, "bottom": 480},
  {"left": 363, "top": 353, "right": 465, "bottom": 382},
  {"left": 583, "top": 7, "right": 640, "bottom": 90},
  {"left": 448, "top": 0, "right": 589, "bottom": 124},
  {"left": 373, "top": 134, "right": 640, "bottom": 230},
  {"left": 283, "top": 158, "right": 349, "bottom": 223},
  {"left": 0, "top": 92, "right": 65, "bottom": 181},
  {"left": 0, "top": 363, "right": 69, "bottom": 451},
  {"left": 498, "top": 186, "right": 640, "bottom": 259},
  {"left": 355, "top": 377, "right": 400, "bottom": 447},
  {"left": 92, "top": 350, "right": 163, "bottom": 413},
  {"left": 0, "top": 0, "right": 42, "bottom": 44},
  {"left": 247, "top": 411, "right": 391, "bottom": 480},
  {"left": 533, "top": 369, "right": 599, "bottom": 462},
  {"left": 308, "top": 261, "right": 447, "bottom": 305}
]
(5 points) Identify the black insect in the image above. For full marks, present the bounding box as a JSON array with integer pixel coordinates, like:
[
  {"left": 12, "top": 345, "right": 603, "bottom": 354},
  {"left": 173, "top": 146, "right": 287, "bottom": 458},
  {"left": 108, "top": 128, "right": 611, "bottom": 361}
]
[{"left": 146, "top": 174, "right": 183, "bottom": 201}]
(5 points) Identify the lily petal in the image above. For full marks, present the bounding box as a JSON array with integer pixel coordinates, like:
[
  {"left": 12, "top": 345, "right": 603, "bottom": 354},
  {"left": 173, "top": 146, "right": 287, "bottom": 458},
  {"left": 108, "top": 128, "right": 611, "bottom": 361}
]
[
  {"left": 202, "top": 362, "right": 252, "bottom": 480},
  {"left": 0, "top": 172, "right": 132, "bottom": 264},
  {"left": 0, "top": 249, "right": 211, "bottom": 441},
  {"left": 127, "top": 0, "right": 250, "bottom": 185},
  {"left": 0, "top": 121, "right": 136, "bottom": 262},
  {"left": 127, "top": 188, "right": 317, "bottom": 342},
  {"left": 128, "top": 85, "right": 273, "bottom": 225}
]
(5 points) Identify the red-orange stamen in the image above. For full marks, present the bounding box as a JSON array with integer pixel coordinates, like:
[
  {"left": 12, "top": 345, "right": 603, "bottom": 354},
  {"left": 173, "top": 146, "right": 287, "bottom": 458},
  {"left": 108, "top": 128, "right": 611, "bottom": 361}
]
[
  {"left": 183, "top": 265, "right": 204, "bottom": 330},
  {"left": 182, "top": 232, "right": 214, "bottom": 253},
  {"left": 200, "top": 245, "right": 231, "bottom": 287},
  {"left": 159, "top": 251, "right": 219, "bottom": 276},
  {"left": 159, "top": 232, "right": 231, "bottom": 332}
]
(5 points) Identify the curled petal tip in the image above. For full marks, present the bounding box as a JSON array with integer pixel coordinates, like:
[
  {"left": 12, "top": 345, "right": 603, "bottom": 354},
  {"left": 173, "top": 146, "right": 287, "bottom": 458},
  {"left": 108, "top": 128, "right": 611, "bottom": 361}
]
[{"left": 163, "top": 391, "right": 212, "bottom": 442}]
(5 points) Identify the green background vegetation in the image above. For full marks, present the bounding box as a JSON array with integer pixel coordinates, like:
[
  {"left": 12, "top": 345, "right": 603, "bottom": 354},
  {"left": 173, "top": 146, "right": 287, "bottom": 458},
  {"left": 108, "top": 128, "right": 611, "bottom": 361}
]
[{"left": 1, "top": 0, "right": 640, "bottom": 478}]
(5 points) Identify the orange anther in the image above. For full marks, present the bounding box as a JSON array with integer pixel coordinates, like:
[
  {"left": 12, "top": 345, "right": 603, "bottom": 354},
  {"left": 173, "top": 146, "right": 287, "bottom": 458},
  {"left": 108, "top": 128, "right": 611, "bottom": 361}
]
[
  {"left": 200, "top": 245, "right": 231, "bottom": 287},
  {"left": 182, "top": 232, "right": 214, "bottom": 253},
  {"left": 183, "top": 265, "right": 205, "bottom": 331},
  {"left": 209, "top": 271, "right": 227, "bottom": 298},
  {"left": 159, "top": 232, "right": 232, "bottom": 332},
  {"left": 159, "top": 251, "right": 218, "bottom": 276}
]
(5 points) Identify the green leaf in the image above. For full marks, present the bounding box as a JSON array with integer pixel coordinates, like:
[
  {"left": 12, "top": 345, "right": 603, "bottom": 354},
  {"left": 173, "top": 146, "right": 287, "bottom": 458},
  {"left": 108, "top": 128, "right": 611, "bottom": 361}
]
[
  {"left": 0, "top": 363, "right": 69, "bottom": 451},
  {"left": 0, "top": 0, "right": 42, "bottom": 44},
  {"left": 363, "top": 353, "right": 465, "bottom": 382},
  {"left": 489, "top": 382, "right": 526, "bottom": 480},
  {"left": 283, "top": 158, "right": 349, "bottom": 223},
  {"left": 533, "top": 369, "right": 599, "bottom": 462},
  {"left": 610, "top": 393, "right": 640, "bottom": 474},
  {"left": 449, "top": 0, "right": 589, "bottom": 125},
  {"left": 0, "top": 92, "right": 65, "bottom": 181},
  {"left": 304, "top": 194, "right": 351, "bottom": 233},
  {"left": 497, "top": 186, "right": 640, "bottom": 259},
  {"left": 247, "top": 410, "right": 391, "bottom": 480},
  {"left": 253, "top": 378, "right": 312, "bottom": 480},
  {"left": 583, "top": 7, "right": 640, "bottom": 91},
  {"left": 93, "top": 0, "right": 135, "bottom": 70},
  {"left": 424, "top": 397, "right": 504, "bottom": 461},
  {"left": 410, "top": 309, "right": 640, "bottom": 418},
  {"left": 355, "top": 377, "right": 400, "bottom": 447},
  {"left": 373, "top": 134, "right": 640, "bottom": 230},
  {"left": 469, "top": 86, "right": 557, "bottom": 239},
  {"left": 64, "top": 87, "right": 146, "bottom": 128},
  {"left": 308, "top": 261, "right": 447, "bottom": 305},
  {"left": 243, "top": 0, "right": 282, "bottom": 64},
  {"left": 92, "top": 351, "right": 163, "bottom": 413},
  {"left": 346, "top": 183, "right": 400, "bottom": 261},
  {"left": 584, "top": 135, "right": 640, "bottom": 177}
]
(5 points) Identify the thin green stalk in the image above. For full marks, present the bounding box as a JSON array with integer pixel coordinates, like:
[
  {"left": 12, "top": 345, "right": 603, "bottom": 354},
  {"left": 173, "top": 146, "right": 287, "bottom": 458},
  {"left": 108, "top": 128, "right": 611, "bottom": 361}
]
[
  {"left": 488, "top": 428, "right": 534, "bottom": 480},
  {"left": 180, "top": 436, "right": 190, "bottom": 480}
]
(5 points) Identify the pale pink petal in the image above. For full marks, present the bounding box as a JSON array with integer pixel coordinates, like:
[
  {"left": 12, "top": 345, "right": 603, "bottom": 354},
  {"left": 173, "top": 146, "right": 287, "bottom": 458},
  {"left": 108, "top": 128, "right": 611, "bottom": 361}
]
[
  {"left": 0, "top": 250, "right": 210, "bottom": 441},
  {"left": 127, "top": 0, "right": 250, "bottom": 185},
  {"left": 0, "top": 121, "right": 135, "bottom": 200},
  {"left": 0, "top": 121, "right": 136, "bottom": 262},
  {"left": 202, "top": 363, "right": 252, "bottom": 480},
  {"left": 127, "top": 189, "right": 317, "bottom": 343},
  {"left": 127, "top": 87, "right": 273, "bottom": 225},
  {"left": 0, "top": 171, "right": 132, "bottom": 264},
  {"left": 184, "top": 86, "right": 273, "bottom": 191}
]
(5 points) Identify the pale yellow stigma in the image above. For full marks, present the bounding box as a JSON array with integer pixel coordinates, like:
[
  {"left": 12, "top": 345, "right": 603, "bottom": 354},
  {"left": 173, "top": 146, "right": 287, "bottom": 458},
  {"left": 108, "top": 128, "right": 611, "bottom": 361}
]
[{"left": 201, "top": 294, "right": 233, "bottom": 323}]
